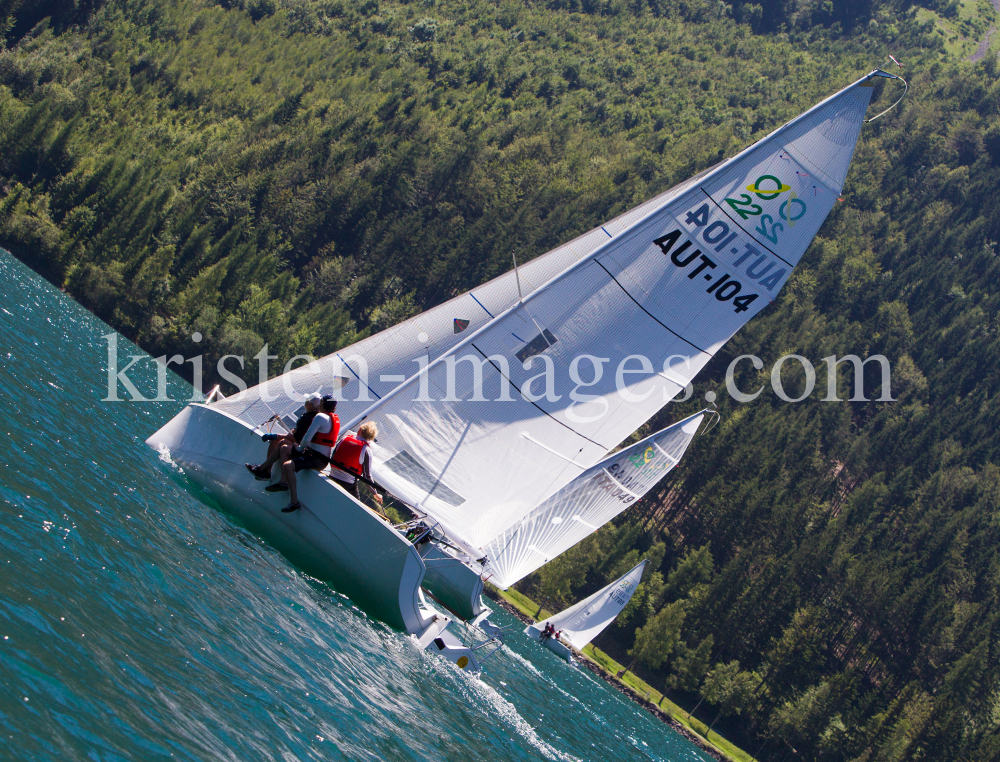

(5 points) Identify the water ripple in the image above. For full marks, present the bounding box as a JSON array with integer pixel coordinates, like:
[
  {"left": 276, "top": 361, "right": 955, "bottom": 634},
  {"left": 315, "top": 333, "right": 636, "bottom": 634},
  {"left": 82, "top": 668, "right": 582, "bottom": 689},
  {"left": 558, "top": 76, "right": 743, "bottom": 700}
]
[{"left": 0, "top": 251, "right": 713, "bottom": 762}]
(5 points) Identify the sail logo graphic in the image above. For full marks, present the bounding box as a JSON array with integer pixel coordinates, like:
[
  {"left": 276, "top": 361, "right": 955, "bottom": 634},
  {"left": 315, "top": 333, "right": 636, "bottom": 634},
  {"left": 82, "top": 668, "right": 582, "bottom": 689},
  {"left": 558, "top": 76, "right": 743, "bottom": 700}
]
[
  {"left": 655, "top": 169, "right": 817, "bottom": 301},
  {"left": 744, "top": 175, "right": 791, "bottom": 199},
  {"left": 628, "top": 447, "right": 655, "bottom": 469},
  {"left": 724, "top": 173, "right": 810, "bottom": 248},
  {"left": 725, "top": 174, "right": 807, "bottom": 227},
  {"left": 610, "top": 579, "right": 635, "bottom": 605},
  {"left": 779, "top": 192, "right": 807, "bottom": 229}
]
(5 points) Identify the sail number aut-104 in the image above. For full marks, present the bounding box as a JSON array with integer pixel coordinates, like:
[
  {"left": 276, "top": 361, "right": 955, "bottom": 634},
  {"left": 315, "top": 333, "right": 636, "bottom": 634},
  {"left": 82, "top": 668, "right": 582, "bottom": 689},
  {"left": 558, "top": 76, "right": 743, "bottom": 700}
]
[
  {"left": 654, "top": 223, "right": 764, "bottom": 314},
  {"left": 653, "top": 175, "right": 802, "bottom": 313}
]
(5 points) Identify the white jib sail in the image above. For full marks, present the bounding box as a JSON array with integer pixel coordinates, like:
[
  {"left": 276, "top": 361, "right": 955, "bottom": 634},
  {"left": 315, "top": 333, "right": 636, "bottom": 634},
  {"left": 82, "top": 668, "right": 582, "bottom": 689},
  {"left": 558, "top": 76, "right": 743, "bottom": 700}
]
[
  {"left": 485, "top": 412, "right": 705, "bottom": 589},
  {"left": 528, "top": 560, "right": 647, "bottom": 651},
  {"left": 340, "top": 73, "right": 879, "bottom": 552}
]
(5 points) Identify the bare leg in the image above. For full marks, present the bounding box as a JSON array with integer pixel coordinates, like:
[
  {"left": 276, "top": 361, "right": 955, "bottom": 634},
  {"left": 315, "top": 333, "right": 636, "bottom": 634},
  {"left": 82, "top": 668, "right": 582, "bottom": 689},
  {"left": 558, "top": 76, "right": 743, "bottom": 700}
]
[
  {"left": 268, "top": 433, "right": 295, "bottom": 458},
  {"left": 266, "top": 435, "right": 284, "bottom": 459},
  {"left": 259, "top": 441, "right": 295, "bottom": 474},
  {"left": 283, "top": 460, "right": 298, "bottom": 504}
]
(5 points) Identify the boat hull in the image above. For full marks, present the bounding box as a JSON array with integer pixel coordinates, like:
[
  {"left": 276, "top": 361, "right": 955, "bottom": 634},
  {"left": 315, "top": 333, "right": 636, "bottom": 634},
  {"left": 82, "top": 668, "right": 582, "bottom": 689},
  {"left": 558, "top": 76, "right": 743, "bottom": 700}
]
[
  {"left": 419, "top": 544, "right": 487, "bottom": 621},
  {"left": 524, "top": 624, "right": 574, "bottom": 662},
  {"left": 147, "top": 404, "right": 433, "bottom": 634}
]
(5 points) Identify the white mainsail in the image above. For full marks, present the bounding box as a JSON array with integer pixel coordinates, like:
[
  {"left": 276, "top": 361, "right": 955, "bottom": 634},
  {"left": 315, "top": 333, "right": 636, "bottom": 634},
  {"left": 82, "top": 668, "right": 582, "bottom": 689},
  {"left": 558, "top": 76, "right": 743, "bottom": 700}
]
[
  {"left": 485, "top": 411, "right": 706, "bottom": 589},
  {"left": 207, "top": 169, "right": 715, "bottom": 431},
  {"left": 527, "top": 560, "right": 647, "bottom": 652},
  {"left": 148, "top": 71, "right": 896, "bottom": 645},
  {"left": 337, "top": 74, "right": 881, "bottom": 552}
]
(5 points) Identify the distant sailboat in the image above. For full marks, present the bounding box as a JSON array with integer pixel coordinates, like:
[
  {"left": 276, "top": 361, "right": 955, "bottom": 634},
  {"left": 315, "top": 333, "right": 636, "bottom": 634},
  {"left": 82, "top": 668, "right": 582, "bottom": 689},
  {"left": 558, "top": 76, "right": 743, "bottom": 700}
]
[
  {"left": 526, "top": 561, "right": 647, "bottom": 662},
  {"left": 147, "top": 70, "right": 900, "bottom": 671}
]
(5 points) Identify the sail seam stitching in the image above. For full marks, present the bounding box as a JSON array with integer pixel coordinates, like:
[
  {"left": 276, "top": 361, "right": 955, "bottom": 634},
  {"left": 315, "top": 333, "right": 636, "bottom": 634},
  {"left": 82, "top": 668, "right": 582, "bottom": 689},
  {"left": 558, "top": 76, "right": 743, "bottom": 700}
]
[
  {"left": 592, "top": 260, "right": 711, "bottom": 356},
  {"left": 336, "top": 354, "right": 382, "bottom": 399},
  {"left": 469, "top": 343, "right": 609, "bottom": 450}
]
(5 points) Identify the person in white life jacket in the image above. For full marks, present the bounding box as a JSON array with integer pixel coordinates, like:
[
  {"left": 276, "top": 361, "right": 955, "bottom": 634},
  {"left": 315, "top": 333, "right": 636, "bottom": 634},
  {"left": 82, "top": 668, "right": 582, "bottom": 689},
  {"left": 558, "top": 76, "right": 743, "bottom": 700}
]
[
  {"left": 328, "top": 421, "right": 382, "bottom": 507},
  {"left": 265, "top": 394, "right": 341, "bottom": 513}
]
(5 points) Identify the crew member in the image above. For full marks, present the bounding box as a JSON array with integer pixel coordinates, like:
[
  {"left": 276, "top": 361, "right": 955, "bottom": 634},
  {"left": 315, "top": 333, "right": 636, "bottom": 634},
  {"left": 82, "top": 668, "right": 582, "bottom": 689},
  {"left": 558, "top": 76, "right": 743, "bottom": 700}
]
[
  {"left": 328, "top": 421, "right": 382, "bottom": 507},
  {"left": 266, "top": 396, "right": 341, "bottom": 513},
  {"left": 246, "top": 392, "right": 321, "bottom": 480}
]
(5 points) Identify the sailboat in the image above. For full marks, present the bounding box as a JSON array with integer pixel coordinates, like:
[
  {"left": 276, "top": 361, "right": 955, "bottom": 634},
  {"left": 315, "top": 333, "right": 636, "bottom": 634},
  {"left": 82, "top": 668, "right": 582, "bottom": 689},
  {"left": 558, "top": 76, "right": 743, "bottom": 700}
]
[
  {"left": 526, "top": 561, "right": 647, "bottom": 662},
  {"left": 147, "top": 69, "right": 902, "bottom": 670}
]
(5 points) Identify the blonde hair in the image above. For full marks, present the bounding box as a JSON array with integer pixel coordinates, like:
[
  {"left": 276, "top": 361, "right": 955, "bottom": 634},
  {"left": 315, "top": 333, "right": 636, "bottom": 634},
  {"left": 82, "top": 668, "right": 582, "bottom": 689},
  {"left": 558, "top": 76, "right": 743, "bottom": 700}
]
[{"left": 357, "top": 421, "right": 378, "bottom": 441}]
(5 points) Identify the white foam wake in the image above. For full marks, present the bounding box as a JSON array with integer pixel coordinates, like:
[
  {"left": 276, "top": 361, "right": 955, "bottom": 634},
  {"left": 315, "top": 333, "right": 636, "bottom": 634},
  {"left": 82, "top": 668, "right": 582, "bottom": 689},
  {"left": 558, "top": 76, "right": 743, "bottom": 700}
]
[{"left": 460, "top": 673, "right": 581, "bottom": 762}]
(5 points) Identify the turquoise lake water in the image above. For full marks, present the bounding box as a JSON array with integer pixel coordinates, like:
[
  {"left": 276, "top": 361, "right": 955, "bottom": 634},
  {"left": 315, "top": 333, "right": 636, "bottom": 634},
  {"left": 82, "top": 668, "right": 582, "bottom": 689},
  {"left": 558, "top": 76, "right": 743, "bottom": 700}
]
[{"left": 0, "top": 250, "right": 714, "bottom": 762}]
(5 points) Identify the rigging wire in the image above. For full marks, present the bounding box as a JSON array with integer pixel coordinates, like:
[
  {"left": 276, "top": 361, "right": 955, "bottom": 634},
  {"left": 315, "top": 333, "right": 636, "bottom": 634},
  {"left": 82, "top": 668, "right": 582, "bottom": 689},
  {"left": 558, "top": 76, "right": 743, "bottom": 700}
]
[
  {"left": 700, "top": 403, "right": 722, "bottom": 435},
  {"left": 512, "top": 249, "right": 555, "bottom": 350},
  {"left": 864, "top": 62, "right": 907, "bottom": 124}
]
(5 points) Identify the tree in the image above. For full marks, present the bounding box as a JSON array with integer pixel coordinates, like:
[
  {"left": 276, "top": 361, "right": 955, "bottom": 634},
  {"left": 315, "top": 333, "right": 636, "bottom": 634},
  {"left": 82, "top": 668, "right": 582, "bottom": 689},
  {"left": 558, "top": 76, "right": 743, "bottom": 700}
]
[
  {"left": 667, "top": 635, "right": 714, "bottom": 695},
  {"left": 769, "top": 681, "right": 832, "bottom": 748},
  {"left": 661, "top": 543, "right": 713, "bottom": 603},
  {"left": 622, "top": 599, "right": 686, "bottom": 678},
  {"left": 699, "top": 660, "right": 761, "bottom": 736}
]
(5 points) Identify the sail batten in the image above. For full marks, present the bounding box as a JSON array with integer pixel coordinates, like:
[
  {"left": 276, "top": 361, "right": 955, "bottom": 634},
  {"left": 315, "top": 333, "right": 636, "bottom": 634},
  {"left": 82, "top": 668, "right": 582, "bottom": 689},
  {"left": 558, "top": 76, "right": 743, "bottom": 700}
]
[{"left": 601, "top": 468, "right": 642, "bottom": 499}]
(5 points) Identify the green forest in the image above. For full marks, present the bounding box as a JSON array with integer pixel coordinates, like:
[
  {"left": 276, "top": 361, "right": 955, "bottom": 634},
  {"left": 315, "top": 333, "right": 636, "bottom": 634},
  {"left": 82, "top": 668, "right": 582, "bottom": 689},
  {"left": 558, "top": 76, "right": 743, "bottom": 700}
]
[{"left": 2, "top": 0, "right": 1000, "bottom": 759}]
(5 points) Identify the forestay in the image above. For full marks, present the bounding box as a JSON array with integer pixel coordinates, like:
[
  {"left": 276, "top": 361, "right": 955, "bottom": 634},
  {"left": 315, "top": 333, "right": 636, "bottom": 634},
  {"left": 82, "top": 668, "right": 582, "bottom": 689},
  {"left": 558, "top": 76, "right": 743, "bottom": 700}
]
[
  {"left": 529, "top": 561, "right": 647, "bottom": 651},
  {"left": 485, "top": 412, "right": 705, "bottom": 589},
  {"left": 343, "top": 74, "right": 880, "bottom": 551}
]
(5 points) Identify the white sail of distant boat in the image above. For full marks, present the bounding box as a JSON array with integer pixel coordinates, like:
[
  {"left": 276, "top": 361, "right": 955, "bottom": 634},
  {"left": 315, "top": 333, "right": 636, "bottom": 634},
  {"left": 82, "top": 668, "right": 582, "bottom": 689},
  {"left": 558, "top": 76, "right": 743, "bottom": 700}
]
[
  {"left": 526, "top": 561, "right": 647, "bottom": 661},
  {"left": 147, "top": 70, "right": 901, "bottom": 669},
  {"left": 484, "top": 411, "right": 708, "bottom": 590}
]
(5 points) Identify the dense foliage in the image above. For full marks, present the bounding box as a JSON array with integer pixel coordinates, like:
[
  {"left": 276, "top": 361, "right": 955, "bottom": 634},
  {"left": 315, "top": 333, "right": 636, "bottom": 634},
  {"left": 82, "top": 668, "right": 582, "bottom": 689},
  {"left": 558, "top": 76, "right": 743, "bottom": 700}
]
[
  {"left": 0, "top": 0, "right": 942, "bottom": 387},
  {"left": 1, "top": 0, "right": 999, "bottom": 759},
  {"left": 524, "top": 57, "right": 1000, "bottom": 762}
]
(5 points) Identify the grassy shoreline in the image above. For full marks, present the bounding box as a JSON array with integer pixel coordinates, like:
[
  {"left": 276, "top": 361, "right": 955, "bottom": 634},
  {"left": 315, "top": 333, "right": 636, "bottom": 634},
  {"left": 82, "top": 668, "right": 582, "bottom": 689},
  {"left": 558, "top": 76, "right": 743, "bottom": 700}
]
[{"left": 487, "top": 585, "right": 758, "bottom": 762}]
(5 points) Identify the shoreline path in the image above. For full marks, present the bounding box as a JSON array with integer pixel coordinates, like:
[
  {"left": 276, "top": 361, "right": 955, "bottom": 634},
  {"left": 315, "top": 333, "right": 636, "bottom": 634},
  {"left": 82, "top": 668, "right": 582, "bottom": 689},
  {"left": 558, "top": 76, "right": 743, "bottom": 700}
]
[{"left": 970, "top": 0, "right": 1000, "bottom": 62}]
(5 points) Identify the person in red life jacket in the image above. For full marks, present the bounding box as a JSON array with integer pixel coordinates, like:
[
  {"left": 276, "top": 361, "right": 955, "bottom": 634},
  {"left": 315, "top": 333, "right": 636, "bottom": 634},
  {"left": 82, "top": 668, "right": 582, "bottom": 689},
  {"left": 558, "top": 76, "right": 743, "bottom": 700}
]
[
  {"left": 328, "top": 421, "right": 382, "bottom": 507},
  {"left": 267, "top": 395, "right": 341, "bottom": 513},
  {"left": 246, "top": 393, "right": 322, "bottom": 481}
]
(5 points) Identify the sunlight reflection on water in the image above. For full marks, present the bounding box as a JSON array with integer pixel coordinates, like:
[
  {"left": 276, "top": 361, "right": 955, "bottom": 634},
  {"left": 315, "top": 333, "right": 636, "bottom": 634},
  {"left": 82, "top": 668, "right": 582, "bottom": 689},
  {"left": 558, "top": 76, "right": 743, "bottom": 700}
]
[{"left": 0, "top": 250, "right": 713, "bottom": 762}]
